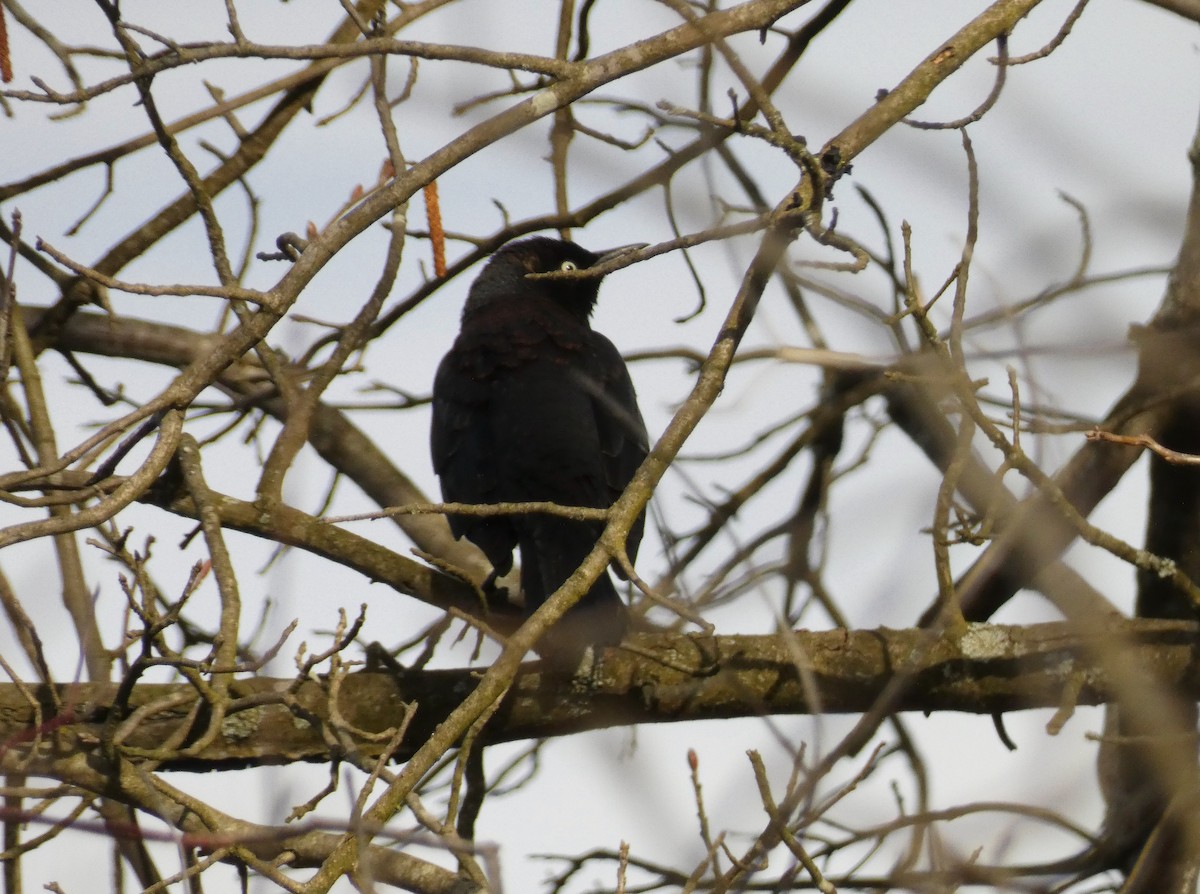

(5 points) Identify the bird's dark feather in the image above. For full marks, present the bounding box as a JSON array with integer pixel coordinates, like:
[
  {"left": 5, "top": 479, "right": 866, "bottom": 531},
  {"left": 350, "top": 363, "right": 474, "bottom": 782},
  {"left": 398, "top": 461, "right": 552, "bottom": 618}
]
[{"left": 430, "top": 237, "right": 648, "bottom": 651}]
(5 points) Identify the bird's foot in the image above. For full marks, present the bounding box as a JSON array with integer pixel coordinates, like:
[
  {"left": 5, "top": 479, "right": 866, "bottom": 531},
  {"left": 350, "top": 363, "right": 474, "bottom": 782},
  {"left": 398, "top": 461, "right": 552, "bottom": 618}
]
[{"left": 481, "top": 570, "right": 521, "bottom": 614}]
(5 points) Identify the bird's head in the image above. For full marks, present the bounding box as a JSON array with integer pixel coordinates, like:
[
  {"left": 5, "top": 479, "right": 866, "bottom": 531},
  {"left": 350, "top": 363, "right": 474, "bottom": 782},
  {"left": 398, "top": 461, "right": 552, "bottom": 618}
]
[{"left": 462, "top": 236, "right": 643, "bottom": 322}]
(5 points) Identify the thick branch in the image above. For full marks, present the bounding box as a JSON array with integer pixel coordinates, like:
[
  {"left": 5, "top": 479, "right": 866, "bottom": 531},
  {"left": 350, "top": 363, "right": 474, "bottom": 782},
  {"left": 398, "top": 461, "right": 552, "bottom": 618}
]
[{"left": 1, "top": 620, "right": 1194, "bottom": 774}]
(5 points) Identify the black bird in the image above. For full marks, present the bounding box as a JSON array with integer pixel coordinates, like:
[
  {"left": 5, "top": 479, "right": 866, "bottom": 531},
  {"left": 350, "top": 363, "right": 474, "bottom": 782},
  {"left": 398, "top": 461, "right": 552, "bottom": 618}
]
[{"left": 431, "top": 236, "right": 648, "bottom": 652}]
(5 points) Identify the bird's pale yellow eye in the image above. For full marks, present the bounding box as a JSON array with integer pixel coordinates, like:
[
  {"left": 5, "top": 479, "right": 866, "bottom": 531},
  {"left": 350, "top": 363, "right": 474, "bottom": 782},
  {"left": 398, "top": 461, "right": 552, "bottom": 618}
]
[{"left": 559, "top": 260, "right": 578, "bottom": 272}]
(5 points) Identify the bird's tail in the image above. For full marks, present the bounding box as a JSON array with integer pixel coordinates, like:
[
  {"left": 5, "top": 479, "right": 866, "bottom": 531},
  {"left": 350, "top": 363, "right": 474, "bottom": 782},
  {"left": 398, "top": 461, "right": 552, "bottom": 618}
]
[{"left": 518, "top": 517, "right": 629, "bottom": 654}]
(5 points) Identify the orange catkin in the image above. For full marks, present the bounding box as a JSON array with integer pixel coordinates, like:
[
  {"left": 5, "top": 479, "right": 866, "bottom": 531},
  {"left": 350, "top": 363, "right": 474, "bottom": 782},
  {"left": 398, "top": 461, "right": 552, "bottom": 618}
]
[
  {"left": 0, "top": 3, "right": 12, "bottom": 83},
  {"left": 424, "top": 181, "right": 446, "bottom": 278}
]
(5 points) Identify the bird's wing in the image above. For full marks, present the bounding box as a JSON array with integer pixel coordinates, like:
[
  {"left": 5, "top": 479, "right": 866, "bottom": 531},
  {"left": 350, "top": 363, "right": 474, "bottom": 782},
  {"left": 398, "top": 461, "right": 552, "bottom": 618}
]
[
  {"left": 430, "top": 349, "right": 502, "bottom": 544},
  {"left": 431, "top": 352, "right": 480, "bottom": 482},
  {"left": 585, "top": 333, "right": 649, "bottom": 565}
]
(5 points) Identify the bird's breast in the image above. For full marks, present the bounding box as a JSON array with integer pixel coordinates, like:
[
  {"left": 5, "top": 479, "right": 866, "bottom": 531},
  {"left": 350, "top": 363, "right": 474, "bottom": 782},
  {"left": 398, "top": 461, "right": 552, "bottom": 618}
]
[{"left": 453, "top": 300, "right": 589, "bottom": 380}]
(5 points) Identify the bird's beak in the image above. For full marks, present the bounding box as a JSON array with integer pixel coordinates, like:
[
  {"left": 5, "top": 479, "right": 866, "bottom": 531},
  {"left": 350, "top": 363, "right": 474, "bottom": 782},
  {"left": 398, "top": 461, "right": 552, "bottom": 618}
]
[{"left": 596, "top": 243, "right": 648, "bottom": 264}]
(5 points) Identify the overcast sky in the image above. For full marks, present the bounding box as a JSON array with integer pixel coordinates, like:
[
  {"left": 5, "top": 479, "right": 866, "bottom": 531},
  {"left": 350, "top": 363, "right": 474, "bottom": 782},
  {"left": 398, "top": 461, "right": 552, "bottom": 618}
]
[{"left": 3, "top": 2, "right": 1199, "bottom": 891}]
